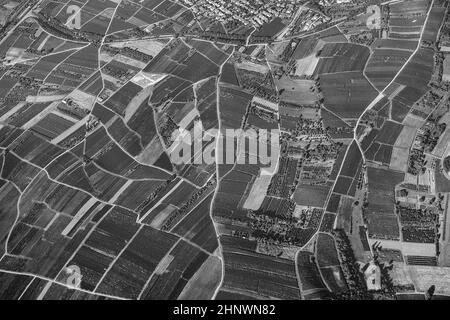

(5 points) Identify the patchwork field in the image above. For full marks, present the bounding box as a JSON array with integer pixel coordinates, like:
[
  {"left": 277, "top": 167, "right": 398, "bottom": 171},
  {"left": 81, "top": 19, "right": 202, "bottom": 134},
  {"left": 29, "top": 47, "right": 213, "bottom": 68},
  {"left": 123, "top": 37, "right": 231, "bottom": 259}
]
[{"left": 0, "top": 0, "right": 449, "bottom": 302}]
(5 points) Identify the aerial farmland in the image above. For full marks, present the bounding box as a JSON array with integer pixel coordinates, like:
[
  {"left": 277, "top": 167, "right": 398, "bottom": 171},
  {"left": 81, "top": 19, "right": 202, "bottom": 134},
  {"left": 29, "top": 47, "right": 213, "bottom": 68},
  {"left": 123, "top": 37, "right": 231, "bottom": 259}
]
[{"left": 0, "top": 0, "right": 449, "bottom": 305}]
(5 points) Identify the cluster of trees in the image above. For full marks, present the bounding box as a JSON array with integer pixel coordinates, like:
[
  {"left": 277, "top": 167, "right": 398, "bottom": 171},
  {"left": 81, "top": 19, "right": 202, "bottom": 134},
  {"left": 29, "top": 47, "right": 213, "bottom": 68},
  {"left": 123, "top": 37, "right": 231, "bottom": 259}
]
[
  {"left": 36, "top": 12, "right": 101, "bottom": 44},
  {"left": 135, "top": 176, "right": 178, "bottom": 215},
  {"left": 158, "top": 116, "right": 179, "bottom": 148},
  {"left": 194, "top": 30, "right": 247, "bottom": 45},
  {"left": 1, "top": 78, "right": 39, "bottom": 108},
  {"left": 266, "top": 157, "right": 299, "bottom": 198},
  {"left": 444, "top": 155, "right": 450, "bottom": 173},
  {"left": 248, "top": 208, "right": 315, "bottom": 247},
  {"left": 236, "top": 68, "right": 278, "bottom": 102},
  {"left": 408, "top": 148, "right": 426, "bottom": 175},
  {"left": 349, "top": 31, "right": 375, "bottom": 46},
  {"left": 248, "top": 104, "right": 278, "bottom": 123},
  {"left": 332, "top": 229, "right": 372, "bottom": 300},
  {"left": 60, "top": 129, "right": 85, "bottom": 149},
  {"left": 102, "top": 45, "right": 153, "bottom": 63}
]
